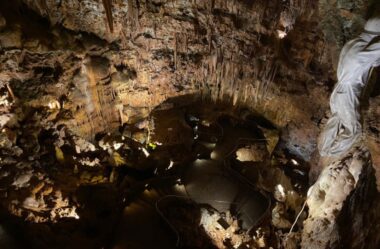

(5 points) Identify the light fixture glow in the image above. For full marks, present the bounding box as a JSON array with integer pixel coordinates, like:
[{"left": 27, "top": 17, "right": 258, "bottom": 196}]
[{"left": 277, "top": 30, "right": 287, "bottom": 39}]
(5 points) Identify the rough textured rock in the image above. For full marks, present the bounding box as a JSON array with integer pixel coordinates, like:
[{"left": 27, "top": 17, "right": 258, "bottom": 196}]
[
  {"left": 0, "top": 0, "right": 332, "bottom": 159},
  {"left": 302, "top": 146, "right": 380, "bottom": 249},
  {"left": 365, "top": 95, "right": 380, "bottom": 190},
  {"left": 318, "top": 0, "right": 369, "bottom": 67},
  {"left": 236, "top": 144, "right": 268, "bottom": 162},
  {"left": 21, "top": 0, "right": 128, "bottom": 42}
]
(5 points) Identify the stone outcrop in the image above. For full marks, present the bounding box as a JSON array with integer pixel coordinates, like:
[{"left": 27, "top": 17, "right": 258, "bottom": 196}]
[
  {"left": 302, "top": 146, "right": 380, "bottom": 249},
  {"left": 318, "top": 0, "right": 369, "bottom": 67},
  {"left": 365, "top": 95, "right": 380, "bottom": 190}
]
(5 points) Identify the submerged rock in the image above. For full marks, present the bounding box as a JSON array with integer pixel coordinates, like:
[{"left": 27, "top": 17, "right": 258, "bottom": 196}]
[{"left": 236, "top": 144, "right": 269, "bottom": 162}]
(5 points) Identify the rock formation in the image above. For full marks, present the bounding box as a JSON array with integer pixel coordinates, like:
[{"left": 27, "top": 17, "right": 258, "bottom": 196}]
[{"left": 0, "top": 0, "right": 379, "bottom": 249}]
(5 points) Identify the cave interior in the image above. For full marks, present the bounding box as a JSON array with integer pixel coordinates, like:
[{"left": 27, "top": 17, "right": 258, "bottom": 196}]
[{"left": 0, "top": 1, "right": 380, "bottom": 249}]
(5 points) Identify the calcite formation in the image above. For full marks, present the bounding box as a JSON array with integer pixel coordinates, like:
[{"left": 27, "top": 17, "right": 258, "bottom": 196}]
[
  {"left": 302, "top": 146, "right": 380, "bottom": 249},
  {"left": 0, "top": 0, "right": 332, "bottom": 159}
]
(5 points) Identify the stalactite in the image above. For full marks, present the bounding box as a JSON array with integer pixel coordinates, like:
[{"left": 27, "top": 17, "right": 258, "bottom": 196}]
[
  {"left": 184, "top": 33, "right": 188, "bottom": 54},
  {"left": 209, "top": 0, "right": 215, "bottom": 13},
  {"left": 102, "top": 0, "right": 114, "bottom": 33},
  {"left": 127, "top": 0, "right": 139, "bottom": 37},
  {"left": 40, "top": 0, "right": 49, "bottom": 16},
  {"left": 263, "top": 62, "right": 279, "bottom": 99},
  {"left": 174, "top": 33, "right": 178, "bottom": 70}
]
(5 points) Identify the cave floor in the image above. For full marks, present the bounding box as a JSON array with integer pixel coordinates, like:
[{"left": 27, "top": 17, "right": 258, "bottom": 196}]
[{"left": 0, "top": 99, "right": 309, "bottom": 249}]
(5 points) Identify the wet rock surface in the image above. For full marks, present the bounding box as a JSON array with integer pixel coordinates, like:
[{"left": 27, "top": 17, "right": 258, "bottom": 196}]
[
  {"left": 0, "top": 95, "right": 310, "bottom": 248},
  {"left": 110, "top": 99, "right": 309, "bottom": 249}
]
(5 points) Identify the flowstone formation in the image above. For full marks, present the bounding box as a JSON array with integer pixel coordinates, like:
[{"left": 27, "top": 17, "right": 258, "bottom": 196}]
[{"left": 301, "top": 146, "right": 379, "bottom": 249}]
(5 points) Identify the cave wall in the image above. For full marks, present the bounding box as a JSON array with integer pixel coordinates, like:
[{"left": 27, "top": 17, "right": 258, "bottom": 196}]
[
  {"left": 317, "top": 0, "right": 380, "bottom": 190},
  {"left": 0, "top": 0, "right": 334, "bottom": 161},
  {"left": 319, "top": 0, "right": 368, "bottom": 67}
]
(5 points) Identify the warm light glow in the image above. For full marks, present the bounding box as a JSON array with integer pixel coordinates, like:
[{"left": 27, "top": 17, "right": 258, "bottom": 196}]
[
  {"left": 113, "top": 142, "right": 123, "bottom": 150},
  {"left": 174, "top": 184, "right": 186, "bottom": 193},
  {"left": 290, "top": 159, "right": 299, "bottom": 165},
  {"left": 167, "top": 160, "right": 174, "bottom": 170},
  {"left": 276, "top": 184, "right": 285, "bottom": 197},
  {"left": 141, "top": 147, "right": 150, "bottom": 157},
  {"left": 48, "top": 100, "right": 61, "bottom": 110},
  {"left": 277, "top": 30, "right": 287, "bottom": 39},
  {"left": 194, "top": 159, "right": 204, "bottom": 166},
  {"left": 200, "top": 142, "right": 216, "bottom": 150},
  {"left": 210, "top": 150, "right": 219, "bottom": 160}
]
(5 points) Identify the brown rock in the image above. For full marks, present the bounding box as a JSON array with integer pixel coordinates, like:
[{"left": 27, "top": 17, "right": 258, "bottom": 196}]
[
  {"left": 236, "top": 144, "right": 269, "bottom": 162},
  {"left": 0, "top": 13, "right": 6, "bottom": 30},
  {"left": 0, "top": 28, "right": 22, "bottom": 48}
]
